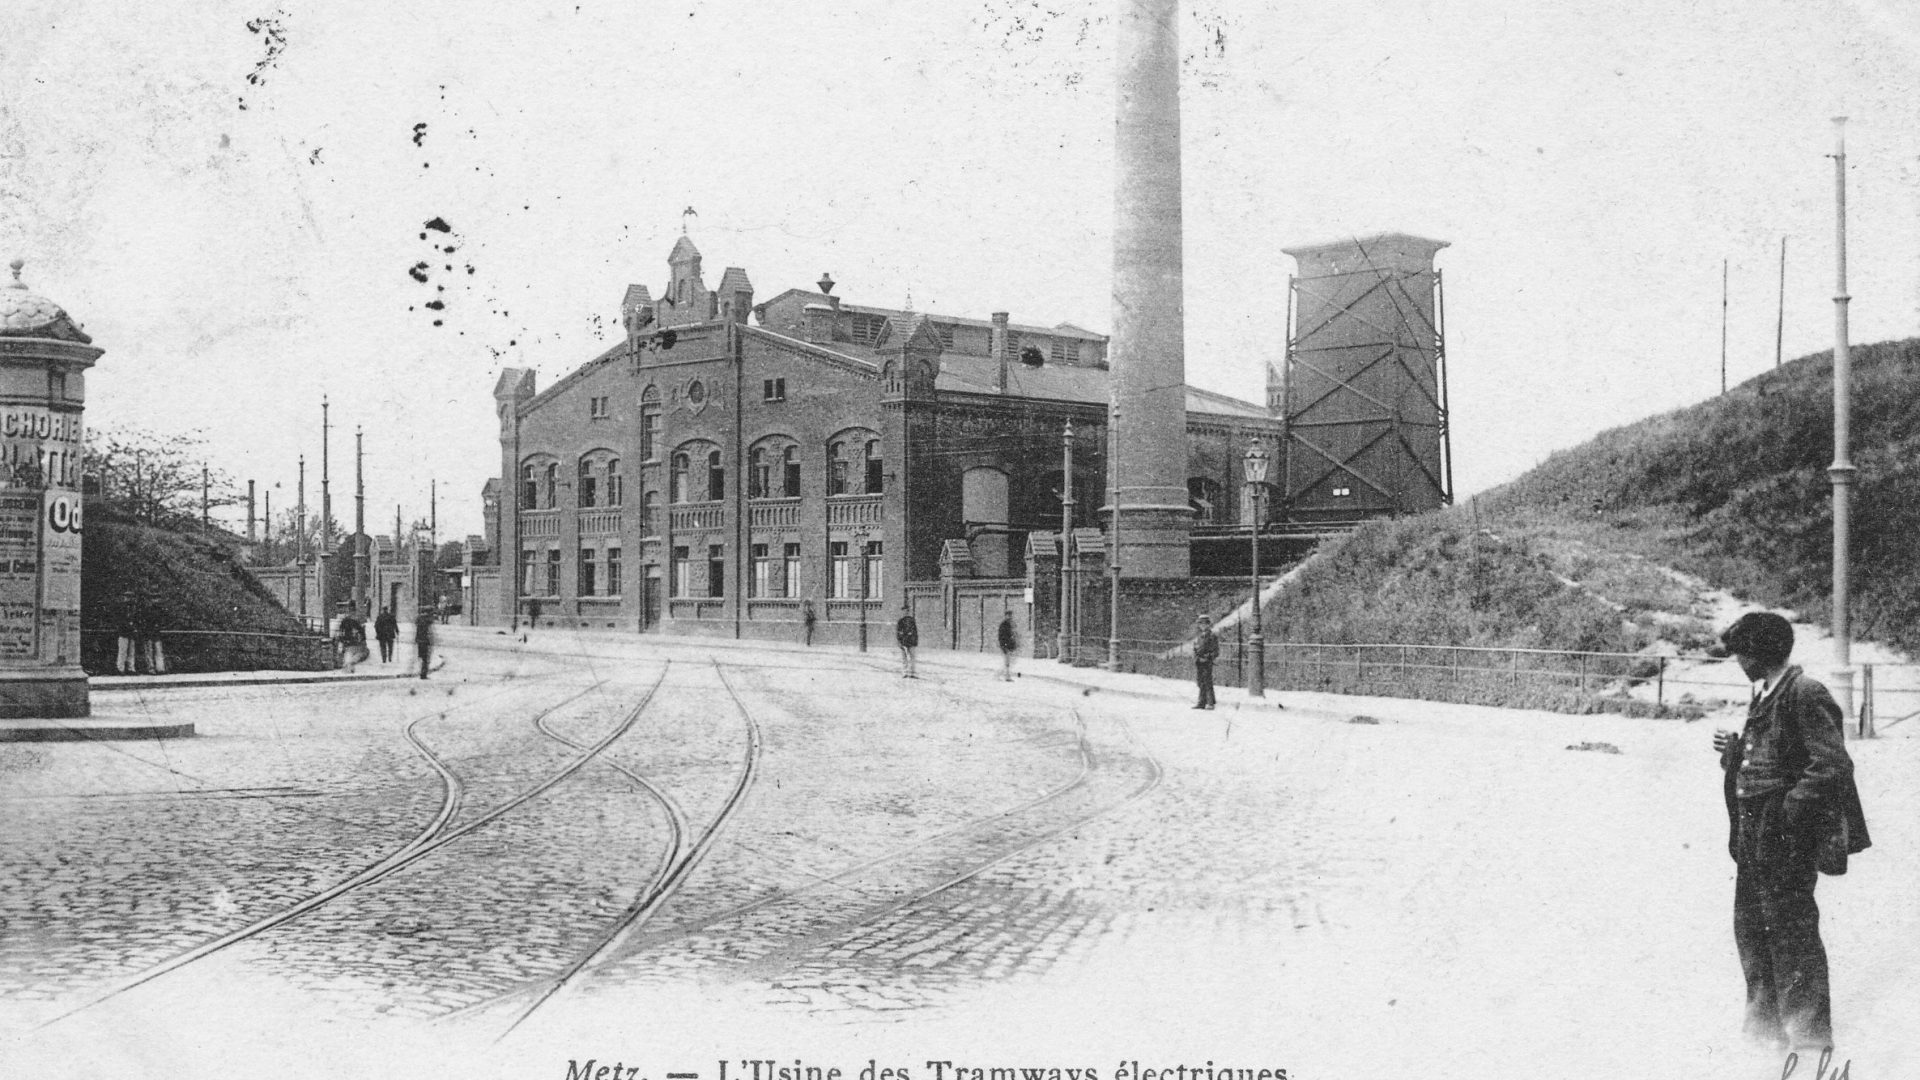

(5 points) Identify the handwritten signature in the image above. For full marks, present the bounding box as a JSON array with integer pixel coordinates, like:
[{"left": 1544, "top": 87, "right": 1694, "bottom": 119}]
[{"left": 1780, "top": 1047, "right": 1851, "bottom": 1079}]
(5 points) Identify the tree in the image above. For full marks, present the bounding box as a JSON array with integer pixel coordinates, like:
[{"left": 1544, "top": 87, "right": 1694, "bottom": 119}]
[{"left": 85, "top": 425, "right": 242, "bottom": 528}]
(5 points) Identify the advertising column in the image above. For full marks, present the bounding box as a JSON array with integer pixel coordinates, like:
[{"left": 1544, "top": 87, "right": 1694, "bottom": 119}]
[{"left": 0, "top": 260, "right": 102, "bottom": 718}]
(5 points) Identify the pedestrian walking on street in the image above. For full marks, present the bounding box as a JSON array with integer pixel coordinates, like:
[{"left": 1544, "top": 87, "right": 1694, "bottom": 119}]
[
  {"left": 1191, "top": 615, "right": 1218, "bottom": 710},
  {"left": 802, "top": 598, "right": 818, "bottom": 647},
  {"left": 336, "top": 610, "right": 369, "bottom": 673},
  {"left": 1710, "top": 612, "right": 1869, "bottom": 1060},
  {"left": 997, "top": 610, "right": 1018, "bottom": 681},
  {"left": 895, "top": 604, "right": 919, "bottom": 679},
  {"left": 522, "top": 598, "right": 541, "bottom": 643},
  {"left": 374, "top": 607, "right": 399, "bottom": 663},
  {"left": 131, "top": 588, "right": 166, "bottom": 675},
  {"left": 415, "top": 608, "right": 437, "bottom": 679}
]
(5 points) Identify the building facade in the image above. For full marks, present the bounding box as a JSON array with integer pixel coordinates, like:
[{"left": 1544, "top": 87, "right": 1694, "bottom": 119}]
[{"left": 490, "top": 237, "right": 1286, "bottom": 643}]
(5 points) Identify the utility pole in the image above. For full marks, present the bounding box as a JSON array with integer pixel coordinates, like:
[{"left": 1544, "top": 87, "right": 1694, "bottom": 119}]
[
  {"left": 1058, "top": 420, "right": 1076, "bottom": 663},
  {"left": 1776, "top": 236, "right": 1788, "bottom": 369},
  {"left": 201, "top": 465, "right": 209, "bottom": 529},
  {"left": 319, "top": 397, "right": 332, "bottom": 634},
  {"left": 1721, "top": 257, "right": 1729, "bottom": 394},
  {"left": 263, "top": 489, "right": 271, "bottom": 559},
  {"left": 1106, "top": 401, "right": 1122, "bottom": 672},
  {"left": 297, "top": 455, "right": 307, "bottom": 619},
  {"left": 354, "top": 426, "right": 368, "bottom": 618},
  {"left": 247, "top": 479, "right": 256, "bottom": 542},
  {"left": 1829, "top": 117, "right": 1857, "bottom": 725}
]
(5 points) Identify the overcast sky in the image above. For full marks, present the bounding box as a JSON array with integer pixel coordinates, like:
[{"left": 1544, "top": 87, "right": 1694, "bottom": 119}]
[{"left": 4, "top": 0, "right": 1918, "bottom": 538}]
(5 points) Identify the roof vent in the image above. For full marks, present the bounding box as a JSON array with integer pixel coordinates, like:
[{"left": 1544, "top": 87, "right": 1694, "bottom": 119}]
[{"left": 817, "top": 273, "right": 835, "bottom": 296}]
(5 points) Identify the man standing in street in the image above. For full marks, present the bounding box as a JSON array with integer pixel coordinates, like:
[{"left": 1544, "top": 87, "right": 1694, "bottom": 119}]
[
  {"left": 895, "top": 603, "right": 918, "bottom": 679},
  {"left": 996, "top": 610, "right": 1018, "bottom": 682},
  {"left": 374, "top": 607, "right": 399, "bottom": 664},
  {"left": 802, "top": 598, "right": 817, "bottom": 647},
  {"left": 1711, "top": 612, "right": 1868, "bottom": 1060},
  {"left": 1191, "top": 615, "right": 1218, "bottom": 710},
  {"left": 415, "top": 608, "right": 437, "bottom": 680}
]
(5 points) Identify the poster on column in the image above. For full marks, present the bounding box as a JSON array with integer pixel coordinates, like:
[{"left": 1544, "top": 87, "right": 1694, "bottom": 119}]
[
  {"left": 0, "top": 489, "right": 39, "bottom": 660},
  {"left": 41, "top": 490, "right": 81, "bottom": 666}
]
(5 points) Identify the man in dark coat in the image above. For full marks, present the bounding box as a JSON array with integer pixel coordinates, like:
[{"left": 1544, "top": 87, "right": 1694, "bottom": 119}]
[
  {"left": 1191, "top": 615, "right": 1218, "bottom": 710},
  {"left": 996, "top": 610, "right": 1018, "bottom": 682},
  {"left": 415, "top": 609, "right": 437, "bottom": 679},
  {"left": 1710, "top": 612, "right": 1868, "bottom": 1057},
  {"left": 373, "top": 607, "right": 399, "bottom": 663},
  {"left": 895, "top": 604, "right": 918, "bottom": 679},
  {"left": 802, "top": 598, "right": 818, "bottom": 647}
]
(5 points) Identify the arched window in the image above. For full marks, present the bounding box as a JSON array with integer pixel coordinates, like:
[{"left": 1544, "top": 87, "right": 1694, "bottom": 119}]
[
  {"left": 578, "top": 458, "right": 596, "bottom": 508},
  {"left": 749, "top": 447, "right": 769, "bottom": 499},
  {"left": 543, "top": 463, "right": 558, "bottom": 509},
  {"left": 707, "top": 450, "right": 725, "bottom": 501},
  {"left": 864, "top": 439, "right": 883, "bottom": 494},
  {"left": 606, "top": 459, "right": 622, "bottom": 506},
  {"left": 828, "top": 440, "right": 850, "bottom": 496},
  {"left": 670, "top": 453, "right": 690, "bottom": 504},
  {"left": 782, "top": 446, "right": 800, "bottom": 497},
  {"left": 521, "top": 464, "right": 538, "bottom": 510}
]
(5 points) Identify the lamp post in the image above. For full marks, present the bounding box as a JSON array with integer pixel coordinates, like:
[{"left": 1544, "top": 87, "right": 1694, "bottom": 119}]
[
  {"left": 1244, "top": 438, "right": 1270, "bottom": 697},
  {"left": 1058, "top": 419, "right": 1075, "bottom": 663},
  {"left": 1829, "top": 116, "right": 1856, "bottom": 723}
]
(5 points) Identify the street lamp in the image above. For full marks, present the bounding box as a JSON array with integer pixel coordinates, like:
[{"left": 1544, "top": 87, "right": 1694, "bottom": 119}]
[{"left": 1244, "top": 438, "right": 1270, "bottom": 698}]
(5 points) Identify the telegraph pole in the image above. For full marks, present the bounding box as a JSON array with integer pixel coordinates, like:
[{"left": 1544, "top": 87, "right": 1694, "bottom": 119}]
[
  {"left": 1058, "top": 420, "right": 1075, "bottom": 663},
  {"left": 1106, "top": 401, "right": 1122, "bottom": 672},
  {"left": 354, "top": 426, "right": 368, "bottom": 618},
  {"left": 1829, "top": 117, "right": 1857, "bottom": 724},
  {"left": 1720, "top": 258, "right": 1729, "bottom": 394},
  {"left": 319, "top": 397, "right": 332, "bottom": 634},
  {"left": 297, "top": 455, "right": 307, "bottom": 619},
  {"left": 1776, "top": 236, "right": 1787, "bottom": 369}
]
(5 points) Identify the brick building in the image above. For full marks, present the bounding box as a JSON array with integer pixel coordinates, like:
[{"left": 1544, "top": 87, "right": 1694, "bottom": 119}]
[{"left": 490, "top": 236, "right": 1283, "bottom": 645}]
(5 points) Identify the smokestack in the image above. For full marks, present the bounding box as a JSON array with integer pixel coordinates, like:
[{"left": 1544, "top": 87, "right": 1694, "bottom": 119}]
[
  {"left": 1108, "top": 0, "right": 1192, "bottom": 579},
  {"left": 247, "top": 479, "right": 256, "bottom": 542},
  {"left": 992, "top": 312, "right": 1010, "bottom": 393}
]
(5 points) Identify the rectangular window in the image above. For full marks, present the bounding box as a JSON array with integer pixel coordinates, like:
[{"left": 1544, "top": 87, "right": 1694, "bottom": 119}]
[
  {"left": 521, "top": 466, "right": 538, "bottom": 511},
  {"left": 606, "top": 547, "right": 622, "bottom": 597},
  {"left": 1049, "top": 338, "right": 1080, "bottom": 365},
  {"left": 829, "top": 540, "right": 852, "bottom": 599},
  {"left": 641, "top": 491, "right": 656, "bottom": 535},
  {"left": 750, "top": 450, "right": 769, "bottom": 499},
  {"left": 750, "top": 543, "right": 772, "bottom": 598},
  {"left": 707, "top": 544, "right": 726, "bottom": 598},
  {"left": 708, "top": 453, "right": 725, "bottom": 501},
  {"left": 578, "top": 462, "right": 596, "bottom": 508},
  {"left": 545, "top": 548, "right": 561, "bottom": 596},
  {"left": 640, "top": 407, "right": 660, "bottom": 461},
  {"left": 607, "top": 461, "right": 623, "bottom": 506},
  {"left": 671, "top": 546, "right": 690, "bottom": 598},
  {"left": 864, "top": 444, "right": 883, "bottom": 494},
  {"left": 589, "top": 395, "right": 609, "bottom": 419},
  {"left": 864, "top": 541, "right": 883, "bottom": 601},
  {"left": 544, "top": 464, "right": 558, "bottom": 509},
  {"left": 578, "top": 547, "right": 596, "bottom": 596},
  {"left": 1333, "top": 486, "right": 1351, "bottom": 497},
  {"left": 782, "top": 450, "right": 800, "bottom": 498},
  {"left": 762, "top": 378, "right": 786, "bottom": 402},
  {"left": 828, "top": 445, "right": 849, "bottom": 496},
  {"left": 782, "top": 543, "right": 801, "bottom": 598},
  {"left": 520, "top": 548, "right": 537, "bottom": 594}
]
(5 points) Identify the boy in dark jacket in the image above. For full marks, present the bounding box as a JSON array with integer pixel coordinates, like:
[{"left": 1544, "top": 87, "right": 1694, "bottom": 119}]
[
  {"left": 1710, "top": 612, "right": 1868, "bottom": 1058},
  {"left": 997, "top": 611, "right": 1018, "bottom": 681},
  {"left": 895, "top": 605, "right": 919, "bottom": 679}
]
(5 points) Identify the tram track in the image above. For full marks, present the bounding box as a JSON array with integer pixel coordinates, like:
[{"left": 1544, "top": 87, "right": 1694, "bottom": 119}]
[{"left": 39, "top": 664, "right": 666, "bottom": 1029}]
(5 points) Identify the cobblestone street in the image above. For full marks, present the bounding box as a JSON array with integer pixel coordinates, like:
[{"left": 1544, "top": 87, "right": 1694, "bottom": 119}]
[{"left": 2, "top": 628, "right": 1916, "bottom": 1080}]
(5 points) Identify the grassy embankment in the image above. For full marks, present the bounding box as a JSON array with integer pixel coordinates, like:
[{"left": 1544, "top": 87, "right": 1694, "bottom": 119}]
[
  {"left": 1262, "top": 336, "right": 1920, "bottom": 711},
  {"left": 82, "top": 503, "right": 319, "bottom": 673}
]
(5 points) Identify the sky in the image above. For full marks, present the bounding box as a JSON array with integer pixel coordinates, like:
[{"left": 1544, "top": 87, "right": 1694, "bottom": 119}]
[{"left": 3, "top": 0, "right": 1918, "bottom": 540}]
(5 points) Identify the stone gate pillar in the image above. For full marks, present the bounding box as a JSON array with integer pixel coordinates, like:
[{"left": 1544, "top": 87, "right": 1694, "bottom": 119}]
[{"left": 0, "top": 260, "right": 100, "bottom": 718}]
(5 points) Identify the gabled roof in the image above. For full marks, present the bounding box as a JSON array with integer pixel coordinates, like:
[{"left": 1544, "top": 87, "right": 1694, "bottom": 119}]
[{"left": 875, "top": 312, "right": 943, "bottom": 351}]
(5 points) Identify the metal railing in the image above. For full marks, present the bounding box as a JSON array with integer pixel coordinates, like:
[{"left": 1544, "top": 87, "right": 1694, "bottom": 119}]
[{"left": 82, "top": 627, "right": 337, "bottom": 675}]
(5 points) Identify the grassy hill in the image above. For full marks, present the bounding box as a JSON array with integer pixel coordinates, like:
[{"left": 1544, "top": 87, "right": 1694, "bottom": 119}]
[
  {"left": 1258, "top": 336, "right": 1920, "bottom": 707},
  {"left": 82, "top": 502, "right": 324, "bottom": 673}
]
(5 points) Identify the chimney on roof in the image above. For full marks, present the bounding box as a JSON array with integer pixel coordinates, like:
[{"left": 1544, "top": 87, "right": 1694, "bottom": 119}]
[{"left": 992, "top": 312, "right": 1010, "bottom": 394}]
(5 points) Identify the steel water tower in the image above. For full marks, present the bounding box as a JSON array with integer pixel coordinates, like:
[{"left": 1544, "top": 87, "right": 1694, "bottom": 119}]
[{"left": 1277, "top": 233, "right": 1451, "bottom": 524}]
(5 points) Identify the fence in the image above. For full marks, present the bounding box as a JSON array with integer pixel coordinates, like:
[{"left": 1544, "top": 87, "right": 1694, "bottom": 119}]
[
  {"left": 82, "top": 627, "right": 337, "bottom": 676},
  {"left": 1065, "top": 632, "right": 1920, "bottom": 727}
]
